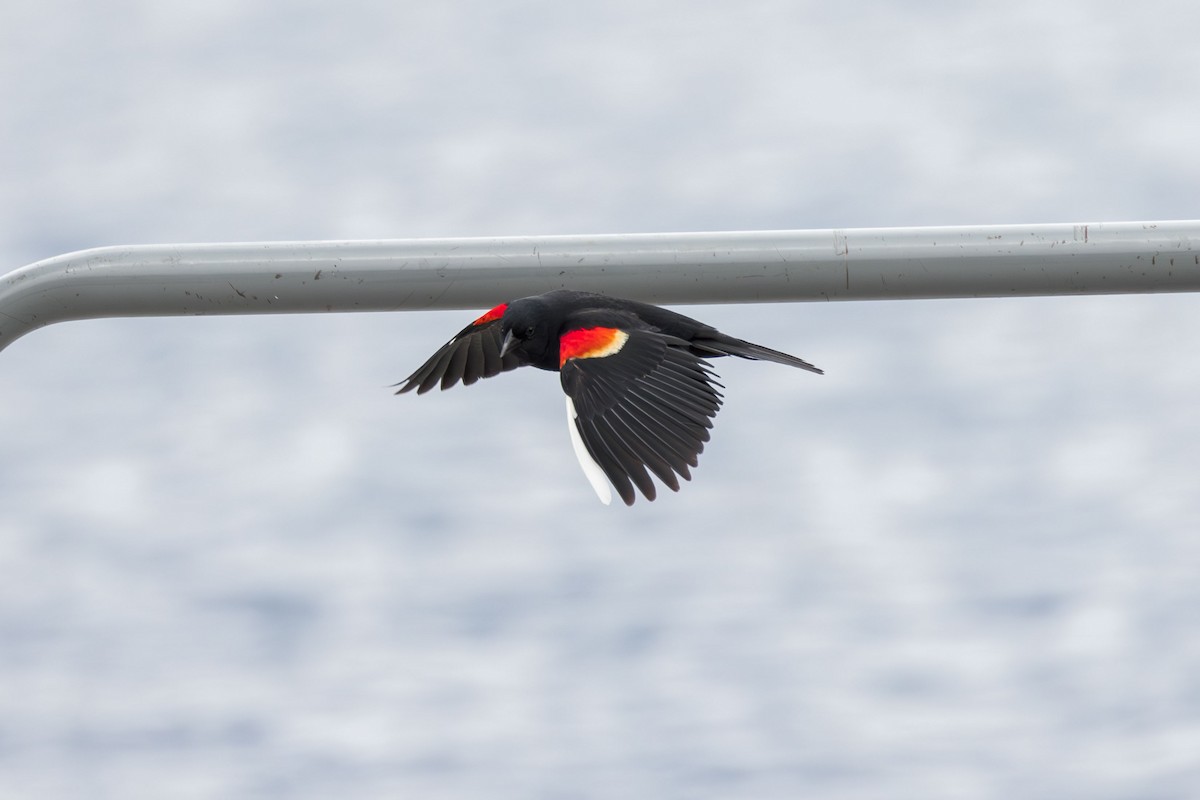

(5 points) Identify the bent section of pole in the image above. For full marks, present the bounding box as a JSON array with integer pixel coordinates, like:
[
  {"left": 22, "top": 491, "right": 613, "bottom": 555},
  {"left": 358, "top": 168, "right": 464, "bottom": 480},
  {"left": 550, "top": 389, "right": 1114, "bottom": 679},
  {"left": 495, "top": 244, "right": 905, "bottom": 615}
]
[{"left": 2, "top": 220, "right": 1198, "bottom": 353}]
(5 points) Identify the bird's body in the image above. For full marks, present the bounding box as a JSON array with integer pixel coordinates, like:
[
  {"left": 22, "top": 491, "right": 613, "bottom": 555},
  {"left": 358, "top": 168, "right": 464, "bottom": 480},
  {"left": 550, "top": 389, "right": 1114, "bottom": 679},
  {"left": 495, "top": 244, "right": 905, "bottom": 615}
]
[{"left": 396, "top": 290, "right": 821, "bottom": 505}]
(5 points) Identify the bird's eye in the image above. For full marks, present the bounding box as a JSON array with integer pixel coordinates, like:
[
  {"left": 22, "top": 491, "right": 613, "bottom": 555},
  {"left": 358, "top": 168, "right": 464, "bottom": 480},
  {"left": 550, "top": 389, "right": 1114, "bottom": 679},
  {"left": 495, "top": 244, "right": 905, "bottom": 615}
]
[{"left": 525, "top": 325, "right": 536, "bottom": 339}]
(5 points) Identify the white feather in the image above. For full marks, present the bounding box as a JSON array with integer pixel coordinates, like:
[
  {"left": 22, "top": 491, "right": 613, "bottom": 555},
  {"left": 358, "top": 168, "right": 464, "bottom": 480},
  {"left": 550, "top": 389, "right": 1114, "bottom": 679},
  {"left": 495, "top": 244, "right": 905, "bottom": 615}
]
[{"left": 565, "top": 395, "right": 612, "bottom": 505}]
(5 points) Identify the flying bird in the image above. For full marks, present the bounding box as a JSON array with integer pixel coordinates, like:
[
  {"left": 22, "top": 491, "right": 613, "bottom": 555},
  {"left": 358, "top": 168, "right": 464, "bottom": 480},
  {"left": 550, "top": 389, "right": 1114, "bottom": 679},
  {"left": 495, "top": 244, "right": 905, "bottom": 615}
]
[{"left": 395, "top": 289, "right": 822, "bottom": 506}]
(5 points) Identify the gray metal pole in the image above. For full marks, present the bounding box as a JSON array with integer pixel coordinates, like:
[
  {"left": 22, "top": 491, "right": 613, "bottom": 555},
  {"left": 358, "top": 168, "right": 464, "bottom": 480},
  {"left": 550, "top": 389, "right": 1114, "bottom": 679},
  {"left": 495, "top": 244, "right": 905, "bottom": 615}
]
[{"left": 2, "top": 220, "right": 1198, "bottom": 353}]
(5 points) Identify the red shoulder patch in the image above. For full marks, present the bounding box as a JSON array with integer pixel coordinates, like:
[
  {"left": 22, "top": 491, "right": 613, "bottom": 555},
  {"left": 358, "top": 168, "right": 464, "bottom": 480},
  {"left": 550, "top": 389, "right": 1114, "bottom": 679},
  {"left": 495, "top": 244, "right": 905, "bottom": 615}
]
[
  {"left": 560, "top": 327, "right": 630, "bottom": 367},
  {"left": 472, "top": 303, "right": 507, "bottom": 326}
]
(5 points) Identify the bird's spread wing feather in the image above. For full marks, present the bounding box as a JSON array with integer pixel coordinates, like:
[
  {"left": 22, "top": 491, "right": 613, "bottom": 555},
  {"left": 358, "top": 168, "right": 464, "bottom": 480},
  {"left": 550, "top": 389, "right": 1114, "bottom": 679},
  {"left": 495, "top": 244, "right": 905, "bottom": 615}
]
[
  {"left": 394, "top": 304, "right": 522, "bottom": 394},
  {"left": 560, "top": 327, "right": 724, "bottom": 506}
]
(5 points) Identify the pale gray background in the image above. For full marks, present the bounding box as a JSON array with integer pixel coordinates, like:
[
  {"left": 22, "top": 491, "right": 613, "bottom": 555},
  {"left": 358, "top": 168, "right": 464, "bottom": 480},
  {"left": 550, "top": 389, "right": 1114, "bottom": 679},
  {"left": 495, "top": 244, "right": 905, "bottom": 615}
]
[{"left": 3, "top": 1, "right": 1199, "bottom": 798}]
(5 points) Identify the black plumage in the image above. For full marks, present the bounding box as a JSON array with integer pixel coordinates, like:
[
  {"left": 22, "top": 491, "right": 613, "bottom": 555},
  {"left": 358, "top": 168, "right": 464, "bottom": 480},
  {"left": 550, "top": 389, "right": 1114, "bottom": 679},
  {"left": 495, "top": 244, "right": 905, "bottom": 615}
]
[{"left": 396, "top": 289, "right": 822, "bottom": 505}]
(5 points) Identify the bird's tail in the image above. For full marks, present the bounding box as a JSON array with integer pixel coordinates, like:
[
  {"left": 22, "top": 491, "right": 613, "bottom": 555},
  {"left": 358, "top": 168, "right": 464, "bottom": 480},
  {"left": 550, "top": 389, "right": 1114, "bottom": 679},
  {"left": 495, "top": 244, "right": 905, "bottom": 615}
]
[{"left": 692, "top": 336, "right": 824, "bottom": 375}]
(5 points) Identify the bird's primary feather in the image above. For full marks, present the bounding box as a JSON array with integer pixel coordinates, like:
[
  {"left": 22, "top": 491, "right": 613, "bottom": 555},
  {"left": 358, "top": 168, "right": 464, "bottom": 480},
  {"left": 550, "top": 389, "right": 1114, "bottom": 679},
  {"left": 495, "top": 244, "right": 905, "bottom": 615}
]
[{"left": 393, "top": 304, "right": 523, "bottom": 394}]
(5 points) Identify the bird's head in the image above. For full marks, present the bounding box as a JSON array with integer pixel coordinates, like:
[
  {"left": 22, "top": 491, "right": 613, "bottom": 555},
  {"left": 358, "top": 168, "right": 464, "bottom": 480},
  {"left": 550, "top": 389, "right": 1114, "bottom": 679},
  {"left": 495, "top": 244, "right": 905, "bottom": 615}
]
[{"left": 499, "top": 297, "right": 555, "bottom": 367}]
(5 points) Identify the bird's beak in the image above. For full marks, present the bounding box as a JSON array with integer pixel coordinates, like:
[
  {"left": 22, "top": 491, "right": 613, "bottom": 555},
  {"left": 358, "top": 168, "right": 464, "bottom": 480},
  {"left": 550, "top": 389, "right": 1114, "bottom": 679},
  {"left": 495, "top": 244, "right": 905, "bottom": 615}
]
[{"left": 499, "top": 330, "right": 516, "bottom": 358}]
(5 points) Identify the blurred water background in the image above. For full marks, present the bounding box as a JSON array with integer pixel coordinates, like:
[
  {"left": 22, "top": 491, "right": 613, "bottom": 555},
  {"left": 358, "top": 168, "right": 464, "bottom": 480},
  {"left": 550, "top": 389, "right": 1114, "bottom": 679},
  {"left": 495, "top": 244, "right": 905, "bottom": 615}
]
[{"left": 3, "top": 2, "right": 1200, "bottom": 797}]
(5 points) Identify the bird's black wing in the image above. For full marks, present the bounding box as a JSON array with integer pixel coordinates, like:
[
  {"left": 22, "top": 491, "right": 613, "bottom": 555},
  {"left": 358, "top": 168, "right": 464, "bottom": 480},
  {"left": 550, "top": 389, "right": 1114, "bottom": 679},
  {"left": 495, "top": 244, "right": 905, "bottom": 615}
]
[
  {"left": 559, "top": 326, "right": 724, "bottom": 506},
  {"left": 394, "top": 303, "right": 523, "bottom": 394}
]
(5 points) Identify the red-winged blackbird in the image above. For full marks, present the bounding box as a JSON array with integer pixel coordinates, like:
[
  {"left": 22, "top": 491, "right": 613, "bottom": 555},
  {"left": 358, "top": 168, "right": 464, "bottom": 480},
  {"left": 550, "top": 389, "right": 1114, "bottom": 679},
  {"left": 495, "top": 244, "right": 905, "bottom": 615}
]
[{"left": 396, "top": 289, "right": 822, "bottom": 506}]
